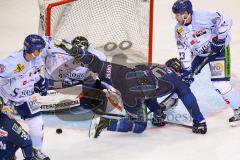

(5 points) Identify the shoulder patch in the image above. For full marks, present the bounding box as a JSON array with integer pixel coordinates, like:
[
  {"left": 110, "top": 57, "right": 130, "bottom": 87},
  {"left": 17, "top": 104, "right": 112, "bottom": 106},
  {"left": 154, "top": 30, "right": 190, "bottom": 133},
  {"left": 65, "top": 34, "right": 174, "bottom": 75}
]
[
  {"left": 0, "top": 64, "right": 6, "bottom": 73},
  {"left": 12, "top": 123, "right": 22, "bottom": 135},
  {"left": 176, "top": 27, "right": 184, "bottom": 38},
  {"left": 13, "top": 64, "right": 25, "bottom": 73}
]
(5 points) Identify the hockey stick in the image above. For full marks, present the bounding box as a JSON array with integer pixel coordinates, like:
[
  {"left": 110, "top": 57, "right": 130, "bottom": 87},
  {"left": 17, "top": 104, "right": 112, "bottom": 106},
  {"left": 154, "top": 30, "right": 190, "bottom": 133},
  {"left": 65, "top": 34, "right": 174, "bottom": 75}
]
[
  {"left": 165, "top": 121, "right": 192, "bottom": 129},
  {"left": 191, "top": 51, "right": 214, "bottom": 77},
  {"left": 95, "top": 110, "right": 192, "bottom": 128}
]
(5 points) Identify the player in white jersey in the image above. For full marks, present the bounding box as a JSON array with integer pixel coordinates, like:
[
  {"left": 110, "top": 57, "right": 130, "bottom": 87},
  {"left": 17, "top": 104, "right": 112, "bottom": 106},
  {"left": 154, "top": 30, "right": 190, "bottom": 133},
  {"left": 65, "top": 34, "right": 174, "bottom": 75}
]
[
  {"left": 0, "top": 34, "right": 50, "bottom": 160},
  {"left": 172, "top": 0, "right": 240, "bottom": 125},
  {"left": 41, "top": 36, "right": 111, "bottom": 114},
  {"left": 43, "top": 36, "right": 107, "bottom": 90}
]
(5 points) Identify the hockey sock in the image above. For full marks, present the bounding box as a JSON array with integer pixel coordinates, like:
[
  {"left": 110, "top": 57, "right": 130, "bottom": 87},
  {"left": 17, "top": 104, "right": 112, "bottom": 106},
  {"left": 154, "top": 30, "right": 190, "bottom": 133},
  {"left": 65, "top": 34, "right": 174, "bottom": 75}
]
[{"left": 26, "top": 115, "right": 44, "bottom": 149}]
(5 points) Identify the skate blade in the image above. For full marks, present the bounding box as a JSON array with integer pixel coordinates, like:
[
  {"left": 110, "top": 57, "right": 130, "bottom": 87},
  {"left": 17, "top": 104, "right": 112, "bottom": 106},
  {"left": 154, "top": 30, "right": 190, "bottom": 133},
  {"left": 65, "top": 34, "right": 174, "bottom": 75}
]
[{"left": 88, "top": 114, "right": 101, "bottom": 138}]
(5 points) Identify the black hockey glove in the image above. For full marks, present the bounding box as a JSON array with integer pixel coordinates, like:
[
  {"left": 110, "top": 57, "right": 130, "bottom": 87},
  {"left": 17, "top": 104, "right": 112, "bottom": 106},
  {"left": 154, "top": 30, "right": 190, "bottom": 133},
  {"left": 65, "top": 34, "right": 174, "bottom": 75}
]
[
  {"left": 71, "top": 44, "right": 86, "bottom": 60},
  {"left": 210, "top": 37, "right": 225, "bottom": 54},
  {"left": 55, "top": 39, "right": 86, "bottom": 60},
  {"left": 34, "top": 76, "right": 49, "bottom": 96}
]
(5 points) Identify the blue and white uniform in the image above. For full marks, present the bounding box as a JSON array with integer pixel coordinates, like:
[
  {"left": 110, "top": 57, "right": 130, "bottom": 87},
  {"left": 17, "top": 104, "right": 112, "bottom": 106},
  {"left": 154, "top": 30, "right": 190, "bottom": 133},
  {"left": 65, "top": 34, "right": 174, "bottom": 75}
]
[
  {"left": 42, "top": 37, "right": 107, "bottom": 89},
  {"left": 0, "top": 51, "right": 43, "bottom": 107},
  {"left": 174, "top": 10, "right": 240, "bottom": 110},
  {"left": 0, "top": 34, "right": 48, "bottom": 158}
]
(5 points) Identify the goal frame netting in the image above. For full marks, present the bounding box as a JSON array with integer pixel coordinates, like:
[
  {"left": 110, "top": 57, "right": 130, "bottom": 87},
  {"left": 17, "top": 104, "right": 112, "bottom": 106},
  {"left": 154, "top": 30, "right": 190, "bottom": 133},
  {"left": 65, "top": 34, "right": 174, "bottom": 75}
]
[{"left": 39, "top": 0, "right": 154, "bottom": 64}]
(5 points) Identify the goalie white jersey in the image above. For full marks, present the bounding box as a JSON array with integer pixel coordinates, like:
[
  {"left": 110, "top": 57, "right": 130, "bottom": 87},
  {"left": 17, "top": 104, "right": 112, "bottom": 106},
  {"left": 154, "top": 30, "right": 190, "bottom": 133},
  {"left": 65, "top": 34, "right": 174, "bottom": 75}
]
[
  {"left": 43, "top": 38, "right": 107, "bottom": 88},
  {"left": 175, "top": 10, "right": 232, "bottom": 69},
  {"left": 0, "top": 51, "right": 43, "bottom": 105}
]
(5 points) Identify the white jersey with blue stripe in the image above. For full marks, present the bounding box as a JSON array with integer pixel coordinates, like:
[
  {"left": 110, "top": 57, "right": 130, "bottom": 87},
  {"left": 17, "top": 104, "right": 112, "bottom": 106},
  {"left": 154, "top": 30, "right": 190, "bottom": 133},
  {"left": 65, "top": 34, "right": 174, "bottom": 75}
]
[
  {"left": 175, "top": 10, "right": 232, "bottom": 69},
  {"left": 0, "top": 51, "right": 43, "bottom": 104},
  {"left": 43, "top": 37, "right": 107, "bottom": 83}
]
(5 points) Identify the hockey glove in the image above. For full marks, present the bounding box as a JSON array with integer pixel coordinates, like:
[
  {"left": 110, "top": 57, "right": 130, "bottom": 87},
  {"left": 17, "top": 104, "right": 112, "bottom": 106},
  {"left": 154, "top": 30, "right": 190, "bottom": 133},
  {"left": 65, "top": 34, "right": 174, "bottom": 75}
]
[
  {"left": 180, "top": 69, "right": 194, "bottom": 85},
  {"left": 71, "top": 44, "right": 86, "bottom": 60},
  {"left": 55, "top": 38, "right": 86, "bottom": 60},
  {"left": 210, "top": 37, "right": 225, "bottom": 54},
  {"left": 34, "top": 76, "right": 49, "bottom": 96}
]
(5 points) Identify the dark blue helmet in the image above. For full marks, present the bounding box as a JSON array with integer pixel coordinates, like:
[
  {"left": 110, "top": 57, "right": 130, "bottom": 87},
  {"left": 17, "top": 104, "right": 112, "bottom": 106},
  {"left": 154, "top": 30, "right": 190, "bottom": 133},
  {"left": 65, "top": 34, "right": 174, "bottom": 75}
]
[
  {"left": 172, "top": 0, "right": 193, "bottom": 15},
  {"left": 23, "top": 34, "right": 46, "bottom": 53}
]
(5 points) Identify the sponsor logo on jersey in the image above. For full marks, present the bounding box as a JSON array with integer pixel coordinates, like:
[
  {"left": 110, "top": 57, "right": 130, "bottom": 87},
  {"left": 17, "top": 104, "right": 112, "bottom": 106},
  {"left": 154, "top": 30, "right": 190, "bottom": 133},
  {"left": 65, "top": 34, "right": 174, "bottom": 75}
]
[
  {"left": 195, "top": 29, "right": 207, "bottom": 37},
  {"left": 210, "top": 61, "right": 225, "bottom": 77},
  {"left": 12, "top": 123, "right": 22, "bottom": 135},
  {"left": 0, "top": 129, "right": 8, "bottom": 137},
  {"left": 213, "top": 62, "right": 224, "bottom": 72},
  {"left": 13, "top": 64, "right": 25, "bottom": 73},
  {"left": 190, "top": 40, "right": 196, "bottom": 45},
  {"left": 0, "top": 64, "right": 5, "bottom": 73},
  {"left": 176, "top": 27, "right": 184, "bottom": 38},
  {"left": 23, "top": 80, "right": 28, "bottom": 85},
  {"left": 105, "top": 65, "right": 112, "bottom": 79}
]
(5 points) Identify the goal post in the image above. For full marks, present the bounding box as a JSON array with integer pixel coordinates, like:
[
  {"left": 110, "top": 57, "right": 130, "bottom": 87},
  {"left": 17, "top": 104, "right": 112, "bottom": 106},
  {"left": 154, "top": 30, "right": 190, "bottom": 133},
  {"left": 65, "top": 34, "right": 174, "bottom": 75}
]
[{"left": 38, "top": 0, "right": 154, "bottom": 64}]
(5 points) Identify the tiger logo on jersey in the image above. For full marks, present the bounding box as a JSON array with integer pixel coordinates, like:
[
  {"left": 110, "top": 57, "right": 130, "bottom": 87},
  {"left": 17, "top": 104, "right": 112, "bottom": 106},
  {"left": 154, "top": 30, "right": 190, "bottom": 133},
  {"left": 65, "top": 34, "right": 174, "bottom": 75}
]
[{"left": 13, "top": 64, "right": 25, "bottom": 73}]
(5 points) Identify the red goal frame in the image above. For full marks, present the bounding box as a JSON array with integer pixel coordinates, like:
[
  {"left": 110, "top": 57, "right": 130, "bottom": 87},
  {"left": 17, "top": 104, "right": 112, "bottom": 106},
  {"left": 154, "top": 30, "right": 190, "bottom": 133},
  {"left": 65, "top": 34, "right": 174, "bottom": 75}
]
[{"left": 44, "top": 0, "right": 154, "bottom": 64}]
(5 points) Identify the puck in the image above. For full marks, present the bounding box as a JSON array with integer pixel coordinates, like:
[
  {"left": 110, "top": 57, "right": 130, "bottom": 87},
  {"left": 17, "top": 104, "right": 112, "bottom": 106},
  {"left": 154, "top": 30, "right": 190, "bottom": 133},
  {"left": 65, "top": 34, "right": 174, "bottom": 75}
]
[{"left": 56, "top": 128, "right": 63, "bottom": 134}]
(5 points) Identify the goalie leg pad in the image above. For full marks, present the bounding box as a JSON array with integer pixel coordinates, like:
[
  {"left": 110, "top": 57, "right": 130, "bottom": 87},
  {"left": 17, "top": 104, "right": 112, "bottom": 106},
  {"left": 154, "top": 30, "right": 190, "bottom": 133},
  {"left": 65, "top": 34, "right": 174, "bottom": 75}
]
[{"left": 81, "top": 84, "right": 107, "bottom": 114}]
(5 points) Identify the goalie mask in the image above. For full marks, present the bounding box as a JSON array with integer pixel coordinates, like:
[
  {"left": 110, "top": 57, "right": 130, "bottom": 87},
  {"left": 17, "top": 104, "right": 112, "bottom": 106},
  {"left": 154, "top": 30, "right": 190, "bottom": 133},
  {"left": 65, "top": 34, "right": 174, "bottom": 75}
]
[{"left": 72, "top": 36, "right": 89, "bottom": 50}]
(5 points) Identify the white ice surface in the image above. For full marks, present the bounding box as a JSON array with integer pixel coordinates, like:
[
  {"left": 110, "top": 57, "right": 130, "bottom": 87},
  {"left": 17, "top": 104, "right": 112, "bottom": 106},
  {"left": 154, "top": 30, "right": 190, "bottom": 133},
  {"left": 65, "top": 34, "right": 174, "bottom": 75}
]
[{"left": 0, "top": 0, "right": 240, "bottom": 160}]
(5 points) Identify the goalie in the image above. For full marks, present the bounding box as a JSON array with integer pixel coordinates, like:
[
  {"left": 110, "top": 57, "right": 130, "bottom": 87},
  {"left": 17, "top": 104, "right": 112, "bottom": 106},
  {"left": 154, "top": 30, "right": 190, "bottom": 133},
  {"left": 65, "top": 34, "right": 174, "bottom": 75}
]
[
  {"left": 56, "top": 38, "right": 208, "bottom": 137},
  {"left": 42, "top": 36, "right": 107, "bottom": 90},
  {"left": 41, "top": 36, "right": 118, "bottom": 114}
]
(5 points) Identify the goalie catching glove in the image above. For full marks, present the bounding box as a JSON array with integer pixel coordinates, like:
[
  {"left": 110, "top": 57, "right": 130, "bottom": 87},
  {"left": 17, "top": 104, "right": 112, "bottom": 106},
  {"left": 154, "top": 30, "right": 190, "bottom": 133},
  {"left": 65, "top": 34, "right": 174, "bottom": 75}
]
[{"left": 55, "top": 38, "right": 86, "bottom": 61}]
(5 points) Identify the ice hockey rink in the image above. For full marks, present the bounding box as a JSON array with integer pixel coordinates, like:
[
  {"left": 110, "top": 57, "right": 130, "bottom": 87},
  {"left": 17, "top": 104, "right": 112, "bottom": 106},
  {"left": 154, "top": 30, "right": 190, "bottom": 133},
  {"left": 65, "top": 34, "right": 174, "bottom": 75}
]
[{"left": 0, "top": 0, "right": 240, "bottom": 159}]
